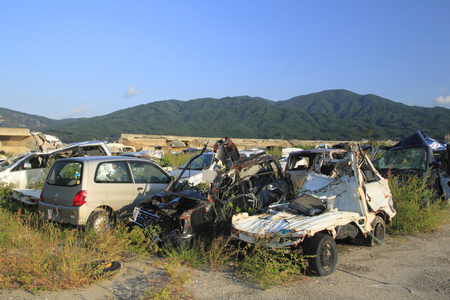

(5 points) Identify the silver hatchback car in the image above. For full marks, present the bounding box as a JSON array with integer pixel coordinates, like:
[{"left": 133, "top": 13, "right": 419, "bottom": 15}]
[{"left": 39, "top": 156, "right": 170, "bottom": 233}]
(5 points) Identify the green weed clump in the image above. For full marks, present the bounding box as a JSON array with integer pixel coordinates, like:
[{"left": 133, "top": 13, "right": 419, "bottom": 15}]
[
  {"left": 388, "top": 173, "right": 448, "bottom": 233},
  {"left": 143, "top": 260, "right": 194, "bottom": 300},
  {"left": 158, "top": 236, "right": 235, "bottom": 270},
  {"left": 235, "top": 245, "right": 305, "bottom": 289}
]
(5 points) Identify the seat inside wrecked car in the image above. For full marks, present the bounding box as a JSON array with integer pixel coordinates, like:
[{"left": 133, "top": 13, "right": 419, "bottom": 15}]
[{"left": 288, "top": 194, "right": 326, "bottom": 216}]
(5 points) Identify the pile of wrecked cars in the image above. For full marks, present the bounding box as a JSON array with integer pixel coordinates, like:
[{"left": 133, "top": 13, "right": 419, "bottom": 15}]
[
  {"left": 131, "top": 137, "right": 295, "bottom": 243},
  {"left": 231, "top": 143, "right": 396, "bottom": 276}
]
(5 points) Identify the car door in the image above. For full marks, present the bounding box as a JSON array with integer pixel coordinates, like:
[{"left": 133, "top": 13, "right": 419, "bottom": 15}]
[
  {"left": 10, "top": 154, "right": 47, "bottom": 189},
  {"left": 91, "top": 160, "right": 134, "bottom": 215},
  {"left": 361, "top": 162, "right": 396, "bottom": 217},
  {"left": 128, "top": 160, "right": 170, "bottom": 208}
]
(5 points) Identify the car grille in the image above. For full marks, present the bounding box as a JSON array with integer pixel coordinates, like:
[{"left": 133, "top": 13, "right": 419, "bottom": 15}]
[{"left": 132, "top": 208, "right": 160, "bottom": 228}]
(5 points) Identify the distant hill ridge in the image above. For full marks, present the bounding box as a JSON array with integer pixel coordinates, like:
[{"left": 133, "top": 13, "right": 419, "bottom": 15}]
[{"left": 1, "top": 89, "right": 449, "bottom": 142}]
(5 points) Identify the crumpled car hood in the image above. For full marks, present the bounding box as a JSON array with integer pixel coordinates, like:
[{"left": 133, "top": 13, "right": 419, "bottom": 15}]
[{"left": 232, "top": 208, "right": 360, "bottom": 247}]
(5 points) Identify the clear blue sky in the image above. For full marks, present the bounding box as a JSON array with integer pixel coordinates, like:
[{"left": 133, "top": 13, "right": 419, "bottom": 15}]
[{"left": 1, "top": 1, "right": 449, "bottom": 120}]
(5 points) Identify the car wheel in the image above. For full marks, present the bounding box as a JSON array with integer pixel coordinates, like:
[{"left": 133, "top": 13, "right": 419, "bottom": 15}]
[
  {"left": 369, "top": 216, "right": 386, "bottom": 246},
  {"left": 305, "top": 234, "right": 338, "bottom": 276},
  {"left": 87, "top": 209, "right": 113, "bottom": 234}
]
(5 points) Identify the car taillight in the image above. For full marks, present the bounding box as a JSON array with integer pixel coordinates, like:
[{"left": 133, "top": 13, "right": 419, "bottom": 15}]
[
  {"left": 40, "top": 189, "right": 44, "bottom": 202},
  {"left": 73, "top": 190, "right": 87, "bottom": 206}
]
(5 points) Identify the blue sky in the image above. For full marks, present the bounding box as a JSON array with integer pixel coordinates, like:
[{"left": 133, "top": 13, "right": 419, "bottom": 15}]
[{"left": 1, "top": 1, "right": 449, "bottom": 120}]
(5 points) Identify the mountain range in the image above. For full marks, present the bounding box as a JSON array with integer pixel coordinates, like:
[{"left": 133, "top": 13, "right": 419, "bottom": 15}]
[{"left": 1, "top": 89, "right": 449, "bottom": 143}]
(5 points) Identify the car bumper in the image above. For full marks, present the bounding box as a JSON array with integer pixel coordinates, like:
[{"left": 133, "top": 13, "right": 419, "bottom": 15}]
[{"left": 38, "top": 202, "right": 90, "bottom": 226}]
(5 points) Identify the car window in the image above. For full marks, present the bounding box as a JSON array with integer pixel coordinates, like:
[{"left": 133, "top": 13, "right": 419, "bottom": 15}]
[
  {"left": 79, "top": 145, "right": 108, "bottom": 156},
  {"left": 11, "top": 154, "right": 47, "bottom": 172},
  {"left": 372, "top": 148, "right": 427, "bottom": 171},
  {"left": 371, "top": 149, "right": 387, "bottom": 164},
  {"left": 129, "top": 161, "right": 170, "bottom": 184},
  {"left": 47, "top": 161, "right": 82, "bottom": 186},
  {"left": 288, "top": 155, "right": 309, "bottom": 171},
  {"left": 1, "top": 153, "right": 28, "bottom": 170},
  {"left": 95, "top": 161, "right": 131, "bottom": 183},
  {"left": 180, "top": 154, "right": 214, "bottom": 170}
]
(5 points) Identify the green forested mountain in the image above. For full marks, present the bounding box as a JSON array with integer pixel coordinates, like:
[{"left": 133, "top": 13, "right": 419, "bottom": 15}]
[
  {"left": 277, "top": 90, "right": 450, "bottom": 139},
  {"left": 1, "top": 90, "right": 449, "bottom": 142},
  {"left": 0, "top": 107, "right": 60, "bottom": 128},
  {"left": 40, "top": 96, "right": 373, "bottom": 142}
]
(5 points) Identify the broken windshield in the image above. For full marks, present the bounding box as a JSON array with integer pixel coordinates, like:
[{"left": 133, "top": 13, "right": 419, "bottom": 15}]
[
  {"left": 179, "top": 153, "right": 214, "bottom": 171},
  {"left": 372, "top": 148, "right": 427, "bottom": 171},
  {"left": 0, "top": 152, "right": 32, "bottom": 171}
]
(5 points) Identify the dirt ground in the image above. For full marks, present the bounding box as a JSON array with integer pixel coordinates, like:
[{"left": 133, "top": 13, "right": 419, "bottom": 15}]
[{"left": 2, "top": 221, "right": 449, "bottom": 300}]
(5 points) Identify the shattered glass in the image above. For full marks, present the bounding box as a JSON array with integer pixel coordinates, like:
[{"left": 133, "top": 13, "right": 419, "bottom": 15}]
[{"left": 372, "top": 148, "right": 427, "bottom": 171}]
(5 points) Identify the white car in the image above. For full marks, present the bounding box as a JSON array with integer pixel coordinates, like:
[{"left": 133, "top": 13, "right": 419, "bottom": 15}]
[
  {"left": 0, "top": 141, "right": 112, "bottom": 189},
  {"left": 231, "top": 144, "right": 396, "bottom": 276}
]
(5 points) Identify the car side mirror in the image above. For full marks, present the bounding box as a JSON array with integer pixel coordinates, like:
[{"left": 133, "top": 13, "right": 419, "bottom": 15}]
[{"left": 23, "top": 162, "right": 32, "bottom": 169}]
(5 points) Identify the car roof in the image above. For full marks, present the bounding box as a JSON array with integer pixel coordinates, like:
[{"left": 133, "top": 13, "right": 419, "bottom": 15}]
[
  {"left": 289, "top": 148, "right": 346, "bottom": 156},
  {"left": 52, "top": 156, "right": 153, "bottom": 163},
  {"left": 47, "top": 140, "right": 111, "bottom": 154}
]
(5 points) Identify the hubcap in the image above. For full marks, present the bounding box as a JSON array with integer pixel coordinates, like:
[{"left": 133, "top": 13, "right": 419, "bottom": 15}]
[{"left": 94, "top": 216, "right": 109, "bottom": 233}]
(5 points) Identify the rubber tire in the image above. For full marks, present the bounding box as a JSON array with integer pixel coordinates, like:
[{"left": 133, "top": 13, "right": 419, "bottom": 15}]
[
  {"left": 88, "top": 260, "right": 121, "bottom": 273},
  {"left": 369, "top": 216, "right": 386, "bottom": 246},
  {"left": 102, "top": 261, "right": 121, "bottom": 273},
  {"left": 305, "top": 234, "right": 338, "bottom": 277},
  {"left": 87, "top": 209, "right": 113, "bottom": 234}
]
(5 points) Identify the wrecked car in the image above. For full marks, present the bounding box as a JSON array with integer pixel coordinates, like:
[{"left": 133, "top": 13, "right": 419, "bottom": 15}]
[
  {"left": 0, "top": 141, "right": 112, "bottom": 189},
  {"left": 131, "top": 137, "right": 295, "bottom": 242},
  {"left": 169, "top": 149, "right": 266, "bottom": 187},
  {"left": 168, "top": 151, "right": 216, "bottom": 186},
  {"left": 231, "top": 144, "right": 396, "bottom": 276},
  {"left": 371, "top": 130, "right": 449, "bottom": 202},
  {"left": 279, "top": 147, "right": 302, "bottom": 170}
]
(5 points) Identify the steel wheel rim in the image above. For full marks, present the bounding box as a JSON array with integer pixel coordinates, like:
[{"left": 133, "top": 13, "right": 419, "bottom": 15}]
[{"left": 320, "top": 243, "right": 334, "bottom": 270}]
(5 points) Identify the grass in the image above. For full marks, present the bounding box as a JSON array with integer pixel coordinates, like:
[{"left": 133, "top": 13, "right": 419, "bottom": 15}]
[
  {"left": 1, "top": 149, "right": 450, "bottom": 295},
  {"left": 159, "top": 152, "right": 193, "bottom": 168},
  {"left": 142, "top": 259, "right": 194, "bottom": 300},
  {"left": 388, "top": 172, "right": 449, "bottom": 233},
  {"left": 0, "top": 187, "right": 149, "bottom": 292},
  {"left": 234, "top": 244, "right": 306, "bottom": 289},
  {"left": 157, "top": 236, "right": 306, "bottom": 290}
]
